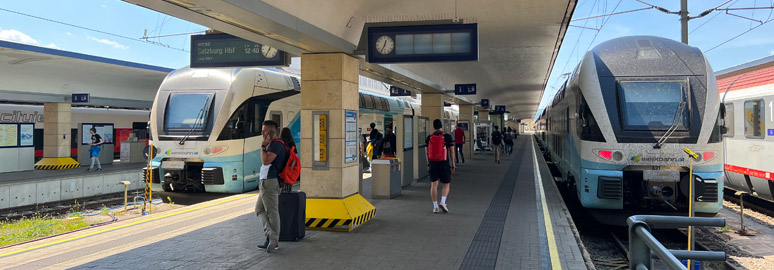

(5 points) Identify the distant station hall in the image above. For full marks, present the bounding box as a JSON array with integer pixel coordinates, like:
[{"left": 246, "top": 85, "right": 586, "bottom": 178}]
[{"left": 3, "top": 0, "right": 772, "bottom": 270}]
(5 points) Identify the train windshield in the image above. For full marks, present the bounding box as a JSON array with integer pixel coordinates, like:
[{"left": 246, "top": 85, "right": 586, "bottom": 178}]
[
  {"left": 619, "top": 81, "right": 687, "bottom": 131},
  {"left": 164, "top": 93, "right": 214, "bottom": 131}
]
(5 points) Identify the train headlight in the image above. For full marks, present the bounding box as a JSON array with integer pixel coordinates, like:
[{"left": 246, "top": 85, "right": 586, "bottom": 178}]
[
  {"left": 595, "top": 149, "right": 623, "bottom": 161},
  {"left": 598, "top": 150, "right": 612, "bottom": 159},
  {"left": 701, "top": 152, "right": 715, "bottom": 162}
]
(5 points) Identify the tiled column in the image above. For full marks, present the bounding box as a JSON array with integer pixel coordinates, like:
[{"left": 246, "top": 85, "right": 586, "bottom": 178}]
[
  {"left": 43, "top": 103, "right": 71, "bottom": 158},
  {"left": 300, "top": 53, "right": 359, "bottom": 198},
  {"left": 421, "top": 93, "right": 444, "bottom": 124},
  {"left": 478, "top": 109, "right": 489, "bottom": 123}
]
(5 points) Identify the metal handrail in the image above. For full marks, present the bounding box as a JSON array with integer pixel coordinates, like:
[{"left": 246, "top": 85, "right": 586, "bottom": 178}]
[{"left": 627, "top": 215, "right": 726, "bottom": 270}]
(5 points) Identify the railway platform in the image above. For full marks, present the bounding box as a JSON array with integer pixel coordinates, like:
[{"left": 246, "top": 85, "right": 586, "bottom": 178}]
[
  {"left": 0, "top": 136, "right": 588, "bottom": 270},
  {"left": 0, "top": 163, "right": 146, "bottom": 211}
]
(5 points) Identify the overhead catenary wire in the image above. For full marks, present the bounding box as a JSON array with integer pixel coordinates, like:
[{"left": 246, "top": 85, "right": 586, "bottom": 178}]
[
  {"left": 706, "top": 16, "right": 774, "bottom": 52},
  {"left": 0, "top": 7, "right": 189, "bottom": 52}
]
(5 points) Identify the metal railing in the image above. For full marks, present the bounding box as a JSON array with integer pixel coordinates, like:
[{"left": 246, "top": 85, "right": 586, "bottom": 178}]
[{"left": 627, "top": 215, "right": 726, "bottom": 270}]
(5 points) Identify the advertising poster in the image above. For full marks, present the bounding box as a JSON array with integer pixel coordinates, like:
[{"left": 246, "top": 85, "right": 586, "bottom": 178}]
[
  {"left": 82, "top": 124, "right": 93, "bottom": 144},
  {"left": 0, "top": 124, "right": 18, "bottom": 147},
  {"left": 19, "top": 124, "right": 34, "bottom": 146},
  {"left": 103, "top": 125, "right": 114, "bottom": 143},
  {"left": 403, "top": 117, "right": 413, "bottom": 150},
  {"left": 345, "top": 110, "right": 358, "bottom": 163}
]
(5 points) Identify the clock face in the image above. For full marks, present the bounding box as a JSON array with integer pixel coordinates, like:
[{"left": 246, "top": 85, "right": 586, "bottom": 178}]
[
  {"left": 375, "top": 35, "right": 394, "bottom": 55},
  {"left": 261, "top": 45, "right": 278, "bottom": 58}
]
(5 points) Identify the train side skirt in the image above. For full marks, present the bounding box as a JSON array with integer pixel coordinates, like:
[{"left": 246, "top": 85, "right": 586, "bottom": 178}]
[
  {"left": 34, "top": 157, "right": 80, "bottom": 170},
  {"left": 305, "top": 194, "right": 375, "bottom": 232}
]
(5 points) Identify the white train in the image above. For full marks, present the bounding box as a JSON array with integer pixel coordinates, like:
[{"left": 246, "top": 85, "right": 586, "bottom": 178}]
[
  {"left": 718, "top": 55, "right": 774, "bottom": 202},
  {"left": 537, "top": 36, "right": 725, "bottom": 224}
]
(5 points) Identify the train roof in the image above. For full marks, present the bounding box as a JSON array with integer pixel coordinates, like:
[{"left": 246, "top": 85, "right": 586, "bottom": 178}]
[
  {"left": 590, "top": 36, "right": 707, "bottom": 77},
  {"left": 715, "top": 55, "right": 774, "bottom": 92}
]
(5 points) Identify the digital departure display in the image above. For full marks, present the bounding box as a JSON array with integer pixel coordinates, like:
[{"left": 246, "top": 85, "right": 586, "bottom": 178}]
[
  {"left": 367, "top": 24, "right": 478, "bottom": 63},
  {"left": 190, "top": 34, "right": 288, "bottom": 68}
]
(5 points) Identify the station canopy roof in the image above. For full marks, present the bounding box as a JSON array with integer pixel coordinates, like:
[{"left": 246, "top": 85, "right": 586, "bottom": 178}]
[
  {"left": 0, "top": 40, "right": 171, "bottom": 109},
  {"left": 125, "top": 0, "right": 577, "bottom": 119}
]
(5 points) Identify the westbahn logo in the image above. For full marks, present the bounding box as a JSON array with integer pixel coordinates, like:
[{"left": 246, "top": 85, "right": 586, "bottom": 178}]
[
  {"left": 165, "top": 150, "right": 172, "bottom": 155},
  {"left": 631, "top": 154, "right": 685, "bottom": 163},
  {"left": 164, "top": 150, "right": 199, "bottom": 156}
]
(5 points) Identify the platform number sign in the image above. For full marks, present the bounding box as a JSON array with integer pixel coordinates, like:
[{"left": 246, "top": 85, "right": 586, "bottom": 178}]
[
  {"left": 495, "top": 105, "right": 506, "bottom": 112},
  {"left": 389, "top": 86, "right": 412, "bottom": 97},
  {"left": 481, "top": 99, "right": 490, "bottom": 109},
  {"left": 454, "top": 84, "right": 477, "bottom": 95},
  {"left": 72, "top": 93, "right": 89, "bottom": 103}
]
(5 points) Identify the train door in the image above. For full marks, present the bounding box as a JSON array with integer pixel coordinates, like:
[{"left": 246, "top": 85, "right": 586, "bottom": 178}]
[{"left": 270, "top": 111, "right": 282, "bottom": 127}]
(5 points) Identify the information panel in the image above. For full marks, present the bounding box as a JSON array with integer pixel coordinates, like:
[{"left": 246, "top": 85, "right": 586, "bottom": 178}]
[
  {"left": 345, "top": 110, "right": 358, "bottom": 164},
  {"left": 19, "top": 124, "right": 34, "bottom": 146},
  {"left": 0, "top": 124, "right": 18, "bottom": 147},
  {"left": 367, "top": 24, "right": 478, "bottom": 63},
  {"left": 403, "top": 116, "right": 413, "bottom": 150},
  {"left": 481, "top": 99, "right": 490, "bottom": 108},
  {"left": 82, "top": 123, "right": 115, "bottom": 145},
  {"left": 190, "top": 34, "right": 289, "bottom": 68},
  {"left": 454, "top": 84, "right": 477, "bottom": 95},
  {"left": 389, "top": 86, "right": 412, "bottom": 97}
]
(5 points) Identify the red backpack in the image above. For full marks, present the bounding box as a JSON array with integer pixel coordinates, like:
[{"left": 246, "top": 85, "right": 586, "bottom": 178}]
[
  {"left": 427, "top": 133, "right": 447, "bottom": 161},
  {"left": 274, "top": 140, "right": 301, "bottom": 185}
]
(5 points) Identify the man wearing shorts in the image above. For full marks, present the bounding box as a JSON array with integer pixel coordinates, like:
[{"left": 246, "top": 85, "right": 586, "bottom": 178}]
[{"left": 426, "top": 119, "right": 456, "bottom": 214}]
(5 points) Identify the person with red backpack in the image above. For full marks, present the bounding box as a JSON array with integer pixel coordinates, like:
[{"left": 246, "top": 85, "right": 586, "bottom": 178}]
[
  {"left": 426, "top": 119, "right": 456, "bottom": 214},
  {"left": 256, "top": 120, "right": 287, "bottom": 253}
]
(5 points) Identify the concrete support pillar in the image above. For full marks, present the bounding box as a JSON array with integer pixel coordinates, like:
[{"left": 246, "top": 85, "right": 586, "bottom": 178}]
[
  {"left": 459, "top": 104, "right": 474, "bottom": 160},
  {"left": 478, "top": 109, "right": 490, "bottom": 123},
  {"left": 421, "top": 93, "right": 444, "bottom": 123},
  {"left": 300, "top": 53, "right": 374, "bottom": 231},
  {"left": 35, "top": 103, "right": 79, "bottom": 169}
]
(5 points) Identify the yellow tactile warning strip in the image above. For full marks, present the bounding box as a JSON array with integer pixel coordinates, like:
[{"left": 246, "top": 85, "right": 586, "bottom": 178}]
[
  {"left": 0, "top": 194, "right": 257, "bottom": 270},
  {"left": 34, "top": 157, "right": 80, "bottom": 170},
  {"left": 305, "top": 194, "right": 375, "bottom": 232},
  {"left": 531, "top": 139, "right": 562, "bottom": 270}
]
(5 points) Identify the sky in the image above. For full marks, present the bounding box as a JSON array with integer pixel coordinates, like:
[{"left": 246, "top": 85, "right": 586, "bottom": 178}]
[
  {"left": 1, "top": 0, "right": 773, "bottom": 118},
  {"left": 537, "top": 0, "right": 774, "bottom": 117},
  {"left": 0, "top": 0, "right": 206, "bottom": 69}
]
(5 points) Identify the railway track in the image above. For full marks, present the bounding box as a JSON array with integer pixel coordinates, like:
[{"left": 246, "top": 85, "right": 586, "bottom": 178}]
[
  {"left": 0, "top": 190, "right": 144, "bottom": 220},
  {"left": 723, "top": 188, "right": 774, "bottom": 218}
]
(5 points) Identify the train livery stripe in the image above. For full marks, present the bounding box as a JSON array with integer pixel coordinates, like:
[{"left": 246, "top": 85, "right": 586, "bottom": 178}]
[{"left": 725, "top": 164, "right": 774, "bottom": 181}]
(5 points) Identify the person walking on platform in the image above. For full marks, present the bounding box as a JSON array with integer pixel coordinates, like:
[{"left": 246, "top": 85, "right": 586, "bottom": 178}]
[
  {"left": 369, "top": 123, "right": 382, "bottom": 160},
  {"left": 87, "top": 127, "right": 103, "bottom": 172},
  {"left": 491, "top": 126, "right": 503, "bottom": 164},
  {"left": 453, "top": 124, "right": 466, "bottom": 164},
  {"left": 426, "top": 119, "right": 455, "bottom": 214},
  {"left": 256, "top": 120, "right": 287, "bottom": 253},
  {"left": 380, "top": 127, "right": 397, "bottom": 158},
  {"left": 504, "top": 129, "right": 514, "bottom": 156}
]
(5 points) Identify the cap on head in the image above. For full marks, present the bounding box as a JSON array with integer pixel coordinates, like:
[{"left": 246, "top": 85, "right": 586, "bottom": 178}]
[{"left": 433, "top": 119, "right": 443, "bottom": 130}]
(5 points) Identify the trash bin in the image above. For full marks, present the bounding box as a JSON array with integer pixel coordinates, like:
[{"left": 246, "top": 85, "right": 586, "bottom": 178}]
[{"left": 371, "top": 159, "right": 401, "bottom": 199}]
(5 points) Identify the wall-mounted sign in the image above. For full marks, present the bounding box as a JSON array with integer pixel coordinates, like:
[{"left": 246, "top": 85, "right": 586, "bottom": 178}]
[
  {"left": 389, "top": 86, "right": 412, "bottom": 97},
  {"left": 345, "top": 111, "right": 358, "bottom": 164},
  {"left": 190, "top": 34, "right": 289, "bottom": 68},
  {"left": 367, "top": 24, "right": 478, "bottom": 63},
  {"left": 443, "top": 102, "right": 451, "bottom": 107},
  {"left": 458, "top": 122, "right": 469, "bottom": 131},
  {"left": 494, "top": 105, "right": 506, "bottom": 112},
  {"left": 481, "top": 99, "right": 490, "bottom": 108},
  {"left": 454, "top": 84, "right": 477, "bottom": 95},
  {"left": 313, "top": 112, "right": 329, "bottom": 169},
  {"left": 72, "top": 93, "right": 90, "bottom": 103}
]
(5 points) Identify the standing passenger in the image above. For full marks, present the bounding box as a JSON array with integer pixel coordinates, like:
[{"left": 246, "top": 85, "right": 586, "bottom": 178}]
[
  {"left": 256, "top": 120, "right": 286, "bottom": 253},
  {"left": 279, "top": 127, "right": 297, "bottom": 192},
  {"left": 380, "top": 127, "right": 397, "bottom": 158},
  {"left": 87, "top": 128, "right": 103, "bottom": 172},
  {"left": 491, "top": 126, "right": 502, "bottom": 164},
  {"left": 453, "top": 124, "right": 466, "bottom": 164},
  {"left": 427, "top": 119, "right": 455, "bottom": 214}
]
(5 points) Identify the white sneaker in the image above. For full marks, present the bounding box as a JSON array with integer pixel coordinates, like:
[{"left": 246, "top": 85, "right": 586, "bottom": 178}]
[
  {"left": 439, "top": 203, "right": 449, "bottom": 213},
  {"left": 433, "top": 207, "right": 440, "bottom": 214}
]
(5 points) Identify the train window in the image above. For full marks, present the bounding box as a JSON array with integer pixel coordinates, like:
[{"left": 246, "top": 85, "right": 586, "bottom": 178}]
[
  {"left": 249, "top": 100, "right": 273, "bottom": 137},
  {"left": 218, "top": 103, "right": 248, "bottom": 140},
  {"left": 363, "top": 95, "right": 375, "bottom": 109},
  {"left": 743, "top": 100, "right": 764, "bottom": 138},
  {"left": 164, "top": 93, "right": 214, "bottom": 131},
  {"left": 577, "top": 93, "right": 605, "bottom": 142},
  {"left": 270, "top": 111, "right": 282, "bottom": 127},
  {"left": 618, "top": 81, "right": 687, "bottom": 131},
  {"left": 359, "top": 94, "right": 365, "bottom": 108},
  {"left": 723, "top": 103, "right": 734, "bottom": 138}
]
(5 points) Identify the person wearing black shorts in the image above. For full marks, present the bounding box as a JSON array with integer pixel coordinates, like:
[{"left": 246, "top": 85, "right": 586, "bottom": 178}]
[{"left": 426, "top": 119, "right": 455, "bottom": 214}]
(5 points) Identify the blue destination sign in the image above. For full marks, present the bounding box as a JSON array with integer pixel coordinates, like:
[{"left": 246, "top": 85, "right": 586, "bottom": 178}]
[
  {"left": 481, "top": 99, "right": 490, "bottom": 108},
  {"left": 458, "top": 122, "right": 469, "bottom": 131},
  {"left": 389, "top": 86, "right": 412, "bottom": 96},
  {"left": 454, "top": 84, "right": 477, "bottom": 95},
  {"left": 494, "top": 105, "right": 506, "bottom": 112},
  {"left": 367, "top": 24, "right": 478, "bottom": 63},
  {"left": 444, "top": 102, "right": 451, "bottom": 107},
  {"left": 190, "top": 34, "right": 288, "bottom": 68},
  {"left": 72, "top": 93, "right": 89, "bottom": 103}
]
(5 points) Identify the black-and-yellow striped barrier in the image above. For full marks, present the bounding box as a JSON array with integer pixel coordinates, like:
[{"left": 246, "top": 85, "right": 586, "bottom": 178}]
[
  {"left": 305, "top": 194, "right": 375, "bottom": 232},
  {"left": 34, "top": 157, "right": 80, "bottom": 170}
]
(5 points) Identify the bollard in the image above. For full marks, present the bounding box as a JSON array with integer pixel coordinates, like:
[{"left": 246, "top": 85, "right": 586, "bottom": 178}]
[
  {"left": 735, "top": 191, "right": 753, "bottom": 236},
  {"left": 119, "top": 181, "right": 131, "bottom": 212}
]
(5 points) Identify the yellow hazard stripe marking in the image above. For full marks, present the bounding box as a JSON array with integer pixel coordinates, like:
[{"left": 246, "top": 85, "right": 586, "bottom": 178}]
[
  {"left": 531, "top": 139, "right": 562, "bottom": 270},
  {"left": 0, "top": 194, "right": 256, "bottom": 258}
]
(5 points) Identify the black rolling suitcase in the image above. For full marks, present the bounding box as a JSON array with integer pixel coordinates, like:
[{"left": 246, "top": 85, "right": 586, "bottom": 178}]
[{"left": 278, "top": 191, "right": 306, "bottom": 241}]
